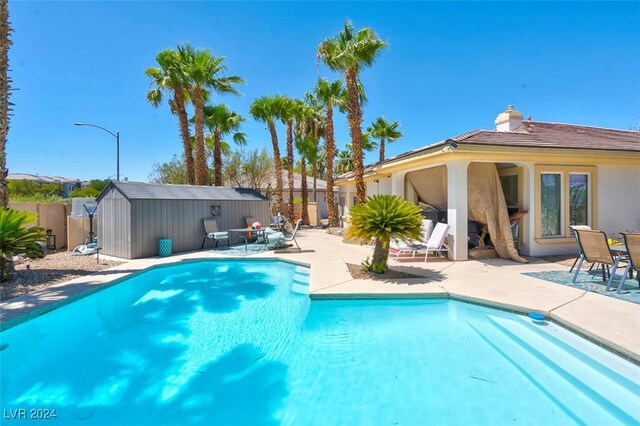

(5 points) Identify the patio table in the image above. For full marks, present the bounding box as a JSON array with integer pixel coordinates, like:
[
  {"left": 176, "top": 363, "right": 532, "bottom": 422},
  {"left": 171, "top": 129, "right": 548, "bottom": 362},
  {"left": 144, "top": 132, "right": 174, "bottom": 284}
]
[{"left": 228, "top": 228, "right": 266, "bottom": 252}]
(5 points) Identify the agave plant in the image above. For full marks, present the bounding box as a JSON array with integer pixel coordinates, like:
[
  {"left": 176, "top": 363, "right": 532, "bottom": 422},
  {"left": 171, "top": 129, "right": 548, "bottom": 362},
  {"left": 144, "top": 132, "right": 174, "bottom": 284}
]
[
  {"left": 0, "top": 208, "right": 46, "bottom": 282},
  {"left": 346, "top": 195, "right": 423, "bottom": 273}
]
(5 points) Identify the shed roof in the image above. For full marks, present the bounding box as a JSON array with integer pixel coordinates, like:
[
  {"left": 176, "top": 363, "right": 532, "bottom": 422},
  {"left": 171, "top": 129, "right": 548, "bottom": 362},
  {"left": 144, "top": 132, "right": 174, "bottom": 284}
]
[{"left": 97, "top": 181, "right": 268, "bottom": 202}]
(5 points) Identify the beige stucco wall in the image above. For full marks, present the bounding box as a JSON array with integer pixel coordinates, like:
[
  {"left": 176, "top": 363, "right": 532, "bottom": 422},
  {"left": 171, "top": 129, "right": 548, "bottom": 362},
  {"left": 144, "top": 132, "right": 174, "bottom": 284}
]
[
  {"left": 67, "top": 217, "right": 98, "bottom": 250},
  {"left": 9, "top": 202, "right": 71, "bottom": 249},
  {"left": 597, "top": 165, "right": 640, "bottom": 235}
]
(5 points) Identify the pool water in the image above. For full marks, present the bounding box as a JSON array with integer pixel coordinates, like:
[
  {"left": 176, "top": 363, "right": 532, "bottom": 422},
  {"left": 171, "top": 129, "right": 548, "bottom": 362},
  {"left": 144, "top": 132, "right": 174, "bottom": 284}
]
[{"left": 1, "top": 260, "right": 638, "bottom": 425}]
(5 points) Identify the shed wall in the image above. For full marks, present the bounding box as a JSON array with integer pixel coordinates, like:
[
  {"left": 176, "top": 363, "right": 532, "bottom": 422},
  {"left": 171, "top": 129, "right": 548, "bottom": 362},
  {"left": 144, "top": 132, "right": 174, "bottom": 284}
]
[
  {"left": 97, "top": 189, "right": 131, "bottom": 258},
  {"left": 130, "top": 199, "right": 269, "bottom": 258}
]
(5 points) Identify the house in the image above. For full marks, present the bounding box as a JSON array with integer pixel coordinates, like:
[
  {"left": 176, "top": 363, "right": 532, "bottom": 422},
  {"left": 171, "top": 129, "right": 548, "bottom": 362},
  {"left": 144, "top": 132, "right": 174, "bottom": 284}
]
[
  {"left": 7, "top": 173, "right": 81, "bottom": 197},
  {"left": 96, "top": 181, "right": 269, "bottom": 259},
  {"left": 265, "top": 172, "right": 330, "bottom": 219},
  {"left": 336, "top": 106, "right": 640, "bottom": 261}
]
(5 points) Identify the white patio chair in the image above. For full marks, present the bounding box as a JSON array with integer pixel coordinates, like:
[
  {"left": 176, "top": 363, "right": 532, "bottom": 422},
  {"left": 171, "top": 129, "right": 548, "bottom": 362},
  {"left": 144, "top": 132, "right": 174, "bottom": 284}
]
[
  {"left": 415, "top": 222, "right": 450, "bottom": 262},
  {"left": 390, "top": 219, "right": 433, "bottom": 260},
  {"left": 267, "top": 219, "right": 303, "bottom": 250}
]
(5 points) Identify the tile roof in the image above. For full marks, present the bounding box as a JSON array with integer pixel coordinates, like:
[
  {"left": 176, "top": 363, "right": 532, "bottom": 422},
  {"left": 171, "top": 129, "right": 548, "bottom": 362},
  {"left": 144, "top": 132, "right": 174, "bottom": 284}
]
[
  {"left": 338, "top": 121, "right": 640, "bottom": 179},
  {"left": 99, "top": 181, "right": 268, "bottom": 202},
  {"left": 7, "top": 173, "right": 81, "bottom": 184}
]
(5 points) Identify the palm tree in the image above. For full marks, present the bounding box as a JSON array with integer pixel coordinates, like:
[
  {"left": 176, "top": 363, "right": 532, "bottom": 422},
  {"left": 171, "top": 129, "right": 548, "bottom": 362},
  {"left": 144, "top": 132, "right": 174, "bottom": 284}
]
[
  {"left": 335, "top": 149, "right": 354, "bottom": 175},
  {"left": 146, "top": 49, "right": 195, "bottom": 184},
  {"left": 250, "top": 96, "right": 285, "bottom": 215},
  {"left": 317, "top": 20, "right": 387, "bottom": 204},
  {"left": 314, "top": 78, "right": 346, "bottom": 227},
  {"left": 294, "top": 102, "right": 319, "bottom": 226},
  {"left": 202, "top": 104, "right": 247, "bottom": 186},
  {"left": 302, "top": 91, "right": 325, "bottom": 204},
  {"left": 0, "top": 0, "right": 11, "bottom": 208},
  {"left": 276, "top": 96, "right": 299, "bottom": 219},
  {"left": 368, "top": 117, "right": 403, "bottom": 162},
  {"left": 346, "top": 195, "right": 423, "bottom": 273},
  {"left": 180, "top": 44, "right": 244, "bottom": 185}
]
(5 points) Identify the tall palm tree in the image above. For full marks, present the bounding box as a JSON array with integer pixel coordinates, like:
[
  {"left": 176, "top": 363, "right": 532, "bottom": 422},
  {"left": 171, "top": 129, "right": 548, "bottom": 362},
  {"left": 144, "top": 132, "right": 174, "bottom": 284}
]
[
  {"left": 276, "top": 96, "right": 299, "bottom": 219},
  {"left": 180, "top": 44, "right": 244, "bottom": 185},
  {"left": 317, "top": 20, "right": 387, "bottom": 204},
  {"left": 250, "top": 96, "right": 285, "bottom": 215},
  {"left": 0, "top": 0, "right": 11, "bottom": 208},
  {"left": 368, "top": 117, "right": 403, "bottom": 162},
  {"left": 202, "top": 104, "right": 247, "bottom": 186},
  {"left": 335, "top": 149, "right": 354, "bottom": 175},
  {"left": 146, "top": 49, "right": 195, "bottom": 184},
  {"left": 314, "top": 78, "right": 346, "bottom": 227},
  {"left": 303, "top": 91, "right": 325, "bottom": 204}
]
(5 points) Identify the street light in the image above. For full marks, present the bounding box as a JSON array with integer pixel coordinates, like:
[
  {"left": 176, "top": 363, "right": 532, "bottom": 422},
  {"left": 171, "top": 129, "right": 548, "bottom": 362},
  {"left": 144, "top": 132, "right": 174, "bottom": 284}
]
[{"left": 74, "top": 122, "right": 120, "bottom": 181}]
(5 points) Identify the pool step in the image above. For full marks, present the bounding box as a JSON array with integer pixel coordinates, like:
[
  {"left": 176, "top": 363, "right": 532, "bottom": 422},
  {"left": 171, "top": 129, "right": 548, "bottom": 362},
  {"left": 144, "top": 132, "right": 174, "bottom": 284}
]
[
  {"left": 470, "top": 317, "right": 640, "bottom": 424},
  {"left": 290, "top": 270, "right": 310, "bottom": 295}
]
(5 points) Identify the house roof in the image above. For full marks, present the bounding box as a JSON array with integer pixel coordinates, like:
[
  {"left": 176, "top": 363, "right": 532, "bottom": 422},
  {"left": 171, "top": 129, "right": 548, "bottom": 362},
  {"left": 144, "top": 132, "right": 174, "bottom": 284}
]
[
  {"left": 97, "top": 181, "right": 268, "bottom": 202},
  {"left": 267, "top": 172, "right": 327, "bottom": 191},
  {"left": 338, "top": 121, "right": 640, "bottom": 179},
  {"left": 7, "top": 173, "right": 81, "bottom": 184}
]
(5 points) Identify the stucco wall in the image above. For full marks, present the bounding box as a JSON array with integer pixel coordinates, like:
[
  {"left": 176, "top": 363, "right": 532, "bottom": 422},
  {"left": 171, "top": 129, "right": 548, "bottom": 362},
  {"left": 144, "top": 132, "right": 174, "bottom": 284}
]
[{"left": 598, "top": 165, "right": 640, "bottom": 235}]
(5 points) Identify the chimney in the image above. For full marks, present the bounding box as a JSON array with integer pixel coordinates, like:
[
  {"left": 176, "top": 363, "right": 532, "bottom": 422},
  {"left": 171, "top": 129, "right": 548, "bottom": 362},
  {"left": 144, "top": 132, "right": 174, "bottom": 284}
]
[{"left": 495, "top": 105, "right": 523, "bottom": 132}]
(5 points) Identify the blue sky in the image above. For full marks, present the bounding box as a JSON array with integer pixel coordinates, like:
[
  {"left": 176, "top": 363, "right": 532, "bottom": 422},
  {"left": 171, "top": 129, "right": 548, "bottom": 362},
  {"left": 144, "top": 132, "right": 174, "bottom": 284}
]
[{"left": 8, "top": 1, "right": 640, "bottom": 182}]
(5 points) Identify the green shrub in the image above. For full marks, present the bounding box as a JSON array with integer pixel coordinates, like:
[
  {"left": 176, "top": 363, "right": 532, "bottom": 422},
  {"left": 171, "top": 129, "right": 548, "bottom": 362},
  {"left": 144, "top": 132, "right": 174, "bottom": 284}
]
[{"left": 0, "top": 208, "right": 46, "bottom": 282}]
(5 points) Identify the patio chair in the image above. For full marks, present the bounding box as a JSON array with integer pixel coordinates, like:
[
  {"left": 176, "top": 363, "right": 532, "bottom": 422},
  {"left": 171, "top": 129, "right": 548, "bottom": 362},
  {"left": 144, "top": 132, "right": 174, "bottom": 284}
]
[
  {"left": 572, "top": 229, "right": 627, "bottom": 284},
  {"left": 267, "top": 219, "right": 302, "bottom": 250},
  {"left": 269, "top": 215, "right": 285, "bottom": 231},
  {"left": 415, "top": 222, "right": 450, "bottom": 262},
  {"left": 605, "top": 233, "right": 640, "bottom": 294},
  {"left": 201, "top": 218, "right": 230, "bottom": 250},
  {"left": 390, "top": 219, "right": 434, "bottom": 260},
  {"left": 244, "top": 216, "right": 257, "bottom": 227},
  {"left": 569, "top": 225, "right": 592, "bottom": 273}
]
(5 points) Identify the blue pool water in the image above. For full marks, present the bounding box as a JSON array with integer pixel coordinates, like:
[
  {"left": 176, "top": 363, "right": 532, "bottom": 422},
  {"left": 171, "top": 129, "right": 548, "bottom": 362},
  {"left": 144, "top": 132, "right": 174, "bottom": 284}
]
[{"left": 1, "top": 260, "right": 639, "bottom": 425}]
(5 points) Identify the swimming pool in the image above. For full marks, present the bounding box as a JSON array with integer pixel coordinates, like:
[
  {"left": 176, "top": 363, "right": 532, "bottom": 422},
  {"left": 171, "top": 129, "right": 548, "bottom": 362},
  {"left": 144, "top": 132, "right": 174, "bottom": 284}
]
[{"left": 1, "top": 260, "right": 638, "bottom": 425}]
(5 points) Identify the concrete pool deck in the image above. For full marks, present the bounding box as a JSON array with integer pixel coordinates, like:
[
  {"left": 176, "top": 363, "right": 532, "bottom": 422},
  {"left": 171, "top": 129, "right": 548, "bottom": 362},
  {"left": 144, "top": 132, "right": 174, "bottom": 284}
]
[{"left": 1, "top": 228, "right": 639, "bottom": 364}]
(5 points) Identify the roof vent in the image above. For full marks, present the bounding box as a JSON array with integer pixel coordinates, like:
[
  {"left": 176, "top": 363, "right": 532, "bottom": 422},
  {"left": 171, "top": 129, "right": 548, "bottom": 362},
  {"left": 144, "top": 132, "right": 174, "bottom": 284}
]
[{"left": 495, "top": 105, "right": 523, "bottom": 132}]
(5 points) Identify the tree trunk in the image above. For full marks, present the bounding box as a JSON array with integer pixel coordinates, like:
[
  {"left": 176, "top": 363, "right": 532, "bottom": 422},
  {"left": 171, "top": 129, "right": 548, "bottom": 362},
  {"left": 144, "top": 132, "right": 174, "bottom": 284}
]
[
  {"left": 312, "top": 123, "right": 318, "bottom": 203},
  {"left": 213, "top": 131, "right": 222, "bottom": 186},
  {"left": 0, "top": 0, "right": 12, "bottom": 208},
  {"left": 371, "top": 238, "right": 390, "bottom": 273},
  {"left": 345, "top": 68, "right": 366, "bottom": 204},
  {"left": 268, "top": 120, "right": 284, "bottom": 215},
  {"left": 286, "top": 119, "right": 295, "bottom": 220},
  {"left": 379, "top": 136, "right": 386, "bottom": 163},
  {"left": 173, "top": 91, "right": 195, "bottom": 185},
  {"left": 300, "top": 155, "right": 310, "bottom": 226},
  {"left": 325, "top": 106, "right": 339, "bottom": 227},
  {"left": 193, "top": 87, "right": 208, "bottom": 185}
]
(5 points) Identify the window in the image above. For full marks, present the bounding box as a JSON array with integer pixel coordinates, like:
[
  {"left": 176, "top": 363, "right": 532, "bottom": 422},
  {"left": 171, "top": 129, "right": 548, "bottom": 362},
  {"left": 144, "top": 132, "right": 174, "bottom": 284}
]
[
  {"left": 500, "top": 174, "right": 518, "bottom": 208},
  {"left": 535, "top": 166, "right": 596, "bottom": 240},
  {"left": 569, "top": 174, "right": 588, "bottom": 227},
  {"left": 541, "top": 173, "right": 562, "bottom": 237}
]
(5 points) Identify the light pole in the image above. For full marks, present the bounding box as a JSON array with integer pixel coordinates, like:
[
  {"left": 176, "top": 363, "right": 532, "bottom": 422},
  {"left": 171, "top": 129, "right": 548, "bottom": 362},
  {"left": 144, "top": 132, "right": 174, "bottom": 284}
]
[{"left": 74, "top": 122, "right": 120, "bottom": 181}]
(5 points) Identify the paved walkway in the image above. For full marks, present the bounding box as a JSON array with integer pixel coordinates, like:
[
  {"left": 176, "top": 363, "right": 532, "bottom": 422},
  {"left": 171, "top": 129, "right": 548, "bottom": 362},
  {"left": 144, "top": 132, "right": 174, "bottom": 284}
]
[{"left": 2, "top": 229, "right": 639, "bottom": 363}]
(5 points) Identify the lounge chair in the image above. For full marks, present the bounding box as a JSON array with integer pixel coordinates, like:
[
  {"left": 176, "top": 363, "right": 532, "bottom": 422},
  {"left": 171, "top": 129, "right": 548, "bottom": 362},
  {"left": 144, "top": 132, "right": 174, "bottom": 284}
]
[
  {"left": 390, "top": 219, "right": 434, "bottom": 260},
  {"left": 572, "top": 229, "right": 627, "bottom": 284},
  {"left": 605, "top": 232, "right": 639, "bottom": 294},
  {"left": 201, "top": 218, "right": 229, "bottom": 250},
  {"left": 415, "top": 222, "right": 450, "bottom": 262},
  {"left": 267, "top": 219, "right": 302, "bottom": 250},
  {"left": 569, "top": 225, "right": 592, "bottom": 273}
]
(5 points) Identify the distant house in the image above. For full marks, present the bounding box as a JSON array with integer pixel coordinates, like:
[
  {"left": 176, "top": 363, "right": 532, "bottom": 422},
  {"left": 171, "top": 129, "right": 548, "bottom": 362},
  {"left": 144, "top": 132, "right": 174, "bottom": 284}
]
[
  {"left": 336, "top": 106, "right": 640, "bottom": 261},
  {"left": 7, "top": 173, "right": 82, "bottom": 197}
]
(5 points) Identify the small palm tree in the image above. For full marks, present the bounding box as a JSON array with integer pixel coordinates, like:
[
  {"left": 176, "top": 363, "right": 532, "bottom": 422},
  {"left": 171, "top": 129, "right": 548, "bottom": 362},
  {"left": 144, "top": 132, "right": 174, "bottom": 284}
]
[
  {"left": 0, "top": 209, "right": 46, "bottom": 282},
  {"left": 250, "top": 96, "right": 285, "bottom": 215},
  {"left": 368, "top": 117, "right": 403, "bottom": 162},
  {"left": 317, "top": 20, "right": 387, "bottom": 204},
  {"left": 180, "top": 44, "right": 244, "bottom": 185},
  {"left": 314, "top": 77, "right": 346, "bottom": 227},
  {"left": 346, "top": 195, "right": 423, "bottom": 273},
  {"left": 146, "top": 49, "right": 196, "bottom": 185},
  {"left": 202, "top": 104, "right": 247, "bottom": 186}
]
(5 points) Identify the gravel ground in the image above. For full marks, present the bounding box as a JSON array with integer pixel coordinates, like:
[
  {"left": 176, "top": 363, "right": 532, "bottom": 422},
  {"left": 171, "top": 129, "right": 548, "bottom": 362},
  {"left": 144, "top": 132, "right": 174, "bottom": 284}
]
[
  {"left": 2, "top": 252, "right": 123, "bottom": 301},
  {"left": 347, "top": 263, "right": 423, "bottom": 280}
]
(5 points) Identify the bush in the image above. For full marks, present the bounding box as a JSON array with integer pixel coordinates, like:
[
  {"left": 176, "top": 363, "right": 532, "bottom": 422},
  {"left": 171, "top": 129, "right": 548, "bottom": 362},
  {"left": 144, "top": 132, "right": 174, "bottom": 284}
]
[{"left": 0, "top": 208, "right": 46, "bottom": 282}]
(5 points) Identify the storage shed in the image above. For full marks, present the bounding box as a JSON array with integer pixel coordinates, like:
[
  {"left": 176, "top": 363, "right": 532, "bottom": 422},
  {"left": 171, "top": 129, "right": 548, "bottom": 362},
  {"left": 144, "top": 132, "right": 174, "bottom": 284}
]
[{"left": 96, "top": 181, "right": 270, "bottom": 259}]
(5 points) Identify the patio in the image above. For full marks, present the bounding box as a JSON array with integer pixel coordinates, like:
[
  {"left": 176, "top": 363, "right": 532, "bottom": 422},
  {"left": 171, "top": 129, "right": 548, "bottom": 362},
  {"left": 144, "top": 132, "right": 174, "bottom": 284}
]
[{"left": 1, "top": 228, "right": 639, "bottom": 364}]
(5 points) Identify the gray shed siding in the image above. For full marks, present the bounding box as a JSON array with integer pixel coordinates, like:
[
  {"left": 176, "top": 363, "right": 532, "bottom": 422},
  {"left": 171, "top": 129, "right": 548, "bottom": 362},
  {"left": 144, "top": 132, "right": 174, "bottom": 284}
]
[
  {"left": 129, "top": 198, "right": 270, "bottom": 259},
  {"left": 97, "top": 188, "right": 131, "bottom": 258}
]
